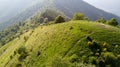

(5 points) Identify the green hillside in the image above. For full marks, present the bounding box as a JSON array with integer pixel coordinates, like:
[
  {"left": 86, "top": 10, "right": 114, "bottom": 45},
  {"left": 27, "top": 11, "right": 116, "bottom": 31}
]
[{"left": 0, "top": 20, "right": 120, "bottom": 67}]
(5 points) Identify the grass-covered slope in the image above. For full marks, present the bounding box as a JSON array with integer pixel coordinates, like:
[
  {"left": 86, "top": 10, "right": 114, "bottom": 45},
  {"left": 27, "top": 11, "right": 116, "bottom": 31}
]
[{"left": 0, "top": 21, "right": 120, "bottom": 67}]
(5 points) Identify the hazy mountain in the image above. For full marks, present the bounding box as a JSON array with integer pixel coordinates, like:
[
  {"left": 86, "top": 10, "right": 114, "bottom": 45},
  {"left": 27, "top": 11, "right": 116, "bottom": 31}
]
[
  {"left": 0, "top": 0, "right": 43, "bottom": 30},
  {"left": 0, "top": 0, "right": 120, "bottom": 30},
  {"left": 48, "top": 0, "right": 120, "bottom": 21},
  {"left": 0, "top": 0, "right": 42, "bottom": 23},
  {"left": 84, "top": 0, "right": 120, "bottom": 16}
]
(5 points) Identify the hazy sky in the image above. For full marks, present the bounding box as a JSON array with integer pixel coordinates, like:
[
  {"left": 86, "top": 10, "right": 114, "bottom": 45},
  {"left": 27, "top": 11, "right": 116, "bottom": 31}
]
[{"left": 83, "top": 0, "right": 120, "bottom": 16}]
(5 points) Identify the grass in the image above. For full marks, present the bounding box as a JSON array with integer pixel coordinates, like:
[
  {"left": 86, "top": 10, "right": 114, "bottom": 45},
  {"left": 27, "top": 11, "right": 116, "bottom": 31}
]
[{"left": 0, "top": 20, "right": 120, "bottom": 67}]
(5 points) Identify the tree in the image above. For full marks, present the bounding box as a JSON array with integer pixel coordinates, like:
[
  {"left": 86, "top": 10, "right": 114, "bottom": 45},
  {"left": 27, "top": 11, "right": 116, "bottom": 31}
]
[
  {"left": 38, "top": 17, "right": 44, "bottom": 23},
  {"left": 41, "top": 9, "right": 63, "bottom": 21},
  {"left": 107, "top": 18, "right": 118, "bottom": 26},
  {"left": 43, "top": 18, "right": 48, "bottom": 23},
  {"left": 17, "top": 46, "right": 26, "bottom": 54},
  {"left": 72, "top": 13, "right": 88, "bottom": 20},
  {"left": 96, "top": 17, "right": 106, "bottom": 23},
  {"left": 54, "top": 15, "right": 65, "bottom": 23}
]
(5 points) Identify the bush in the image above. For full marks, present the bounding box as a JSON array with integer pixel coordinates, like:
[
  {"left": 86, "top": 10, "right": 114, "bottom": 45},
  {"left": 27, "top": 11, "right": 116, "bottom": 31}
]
[
  {"left": 102, "top": 52, "right": 117, "bottom": 66},
  {"left": 88, "top": 56, "right": 98, "bottom": 64},
  {"left": 54, "top": 15, "right": 65, "bottom": 23},
  {"left": 87, "top": 41, "right": 101, "bottom": 54},
  {"left": 72, "top": 13, "right": 88, "bottom": 20},
  {"left": 17, "top": 46, "right": 28, "bottom": 61},
  {"left": 24, "top": 36, "right": 28, "bottom": 42},
  {"left": 107, "top": 18, "right": 118, "bottom": 26},
  {"left": 69, "top": 54, "right": 79, "bottom": 63},
  {"left": 18, "top": 46, "right": 26, "bottom": 54},
  {"left": 37, "top": 51, "right": 41, "bottom": 56},
  {"left": 69, "top": 26, "right": 73, "bottom": 30},
  {"left": 96, "top": 17, "right": 106, "bottom": 23},
  {"left": 18, "top": 53, "right": 28, "bottom": 61}
]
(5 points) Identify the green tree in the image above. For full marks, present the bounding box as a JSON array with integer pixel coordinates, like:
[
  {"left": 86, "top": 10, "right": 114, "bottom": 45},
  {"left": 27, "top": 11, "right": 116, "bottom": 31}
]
[
  {"left": 17, "top": 46, "right": 26, "bottom": 54},
  {"left": 54, "top": 15, "right": 65, "bottom": 23},
  {"left": 72, "top": 13, "right": 88, "bottom": 20},
  {"left": 96, "top": 18, "right": 106, "bottom": 23},
  {"left": 107, "top": 18, "right": 118, "bottom": 26}
]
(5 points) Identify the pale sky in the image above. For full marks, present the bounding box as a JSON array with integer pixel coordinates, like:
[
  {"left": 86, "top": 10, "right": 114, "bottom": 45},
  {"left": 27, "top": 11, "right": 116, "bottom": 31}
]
[{"left": 83, "top": 0, "right": 120, "bottom": 16}]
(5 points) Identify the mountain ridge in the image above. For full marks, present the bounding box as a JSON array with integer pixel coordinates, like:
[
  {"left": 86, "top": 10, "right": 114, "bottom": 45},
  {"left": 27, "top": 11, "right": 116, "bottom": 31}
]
[{"left": 0, "top": 0, "right": 120, "bottom": 30}]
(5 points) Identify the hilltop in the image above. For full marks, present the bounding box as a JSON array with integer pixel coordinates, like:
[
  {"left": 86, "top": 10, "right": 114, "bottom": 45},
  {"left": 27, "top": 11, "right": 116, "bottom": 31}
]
[{"left": 0, "top": 20, "right": 120, "bottom": 67}]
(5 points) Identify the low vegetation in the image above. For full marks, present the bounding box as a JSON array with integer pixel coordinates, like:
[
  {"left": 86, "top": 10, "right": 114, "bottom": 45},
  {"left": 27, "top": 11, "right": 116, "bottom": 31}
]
[
  {"left": 72, "top": 13, "right": 89, "bottom": 20},
  {"left": 54, "top": 15, "right": 66, "bottom": 23},
  {"left": 0, "top": 12, "right": 120, "bottom": 67}
]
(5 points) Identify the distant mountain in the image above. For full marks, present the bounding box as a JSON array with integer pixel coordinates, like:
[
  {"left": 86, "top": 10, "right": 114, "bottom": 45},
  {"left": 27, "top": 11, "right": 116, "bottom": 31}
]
[
  {"left": 84, "top": 0, "right": 120, "bottom": 16},
  {"left": 0, "top": 0, "right": 120, "bottom": 30},
  {"left": 48, "top": 0, "right": 120, "bottom": 21},
  {"left": 0, "top": 0, "right": 41, "bottom": 23},
  {"left": 0, "top": 2, "right": 43, "bottom": 30}
]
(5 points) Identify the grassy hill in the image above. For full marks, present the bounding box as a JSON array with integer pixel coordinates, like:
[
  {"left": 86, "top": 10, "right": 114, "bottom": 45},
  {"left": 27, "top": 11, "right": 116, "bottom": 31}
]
[{"left": 0, "top": 20, "right": 120, "bottom": 67}]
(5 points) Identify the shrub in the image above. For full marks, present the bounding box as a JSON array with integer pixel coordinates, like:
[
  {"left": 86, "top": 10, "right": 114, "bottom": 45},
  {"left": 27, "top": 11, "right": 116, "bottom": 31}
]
[
  {"left": 87, "top": 36, "right": 92, "bottom": 42},
  {"left": 72, "top": 13, "right": 88, "bottom": 20},
  {"left": 98, "top": 57, "right": 106, "bottom": 67},
  {"left": 69, "top": 26, "right": 73, "bottom": 30},
  {"left": 17, "top": 46, "right": 28, "bottom": 61},
  {"left": 18, "top": 53, "right": 28, "bottom": 61},
  {"left": 54, "top": 15, "right": 65, "bottom": 23},
  {"left": 38, "top": 17, "right": 44, "bottom": 23},
  {"left": 96, "top": 17, "right": 106, "bottom": 23},
  {"left": 87, "top": 41, "right": 101, "bottom": 54},
  {"left": 102, "top": 48, "right": 107, "bottom": 52},
  {"left": 107, "top": 18, "right": 118, "bottom": 26},
  {"left": 102, "top": 52, "right": 117, "bottom": 66},
  {"left": 14, "top": 51, "right": 17, "bottom": 55},
  {"left": 113, "top": 45, "right": 120, "bottom": 54},
  {"left": 102, "top": 42, "right": 108, "bottom": 48},
  {"left": 18, "top": 46, "right": 26, "bottom": 54},
  {"left": 88, "top": 56, "right": 98, "bottom": 65},
  {"left": 37, "top": 51, "right": 41, "bottom": 56},
  {"left": 69, "top": 54, "right": 79, "bottom": 63},
  {"left": 24, "top": 36, "right": 28, "bottom": 42}
]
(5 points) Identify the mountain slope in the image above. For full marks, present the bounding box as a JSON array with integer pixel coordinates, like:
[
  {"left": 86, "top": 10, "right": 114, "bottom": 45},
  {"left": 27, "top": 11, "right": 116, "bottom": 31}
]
[
  {"left": 49, "top": 0, "right": 120, "bottom": 21},
  {"left": 84, "top": 0, "right": 120, "bottom": 16},
  {"left": 1, "top": 0, "right": 120, "bottom": 30},
  {"left": 0, "top": 21, "right": 120, "bottom": 67},
  {"left": 0, "top": 2, "right": 43, "bottom": 30}
]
